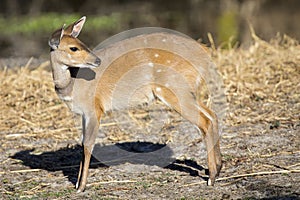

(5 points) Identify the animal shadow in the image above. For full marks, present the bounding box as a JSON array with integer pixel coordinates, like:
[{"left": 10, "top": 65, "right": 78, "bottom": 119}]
[{"left": 11, "top": 142, "right": 208, "bottom": 186}]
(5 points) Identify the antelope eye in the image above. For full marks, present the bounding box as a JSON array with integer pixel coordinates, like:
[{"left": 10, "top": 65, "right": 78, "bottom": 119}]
[{"left": 70, "top": 47, "right": 79, "bottom": 52}]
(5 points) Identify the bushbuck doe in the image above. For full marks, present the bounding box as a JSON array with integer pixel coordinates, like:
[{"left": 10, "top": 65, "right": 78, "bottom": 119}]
[{"left": 48, "top": 16, "right": 225, "bottom": 192}]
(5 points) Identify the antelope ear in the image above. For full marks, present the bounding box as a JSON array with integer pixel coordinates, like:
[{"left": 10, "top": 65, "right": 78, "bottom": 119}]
[
  {"left": 64, "top": 16, "right": 86, "bottom": 38},
  {"left": 48, "top": 25, "right": 65, "bottom": 49}
]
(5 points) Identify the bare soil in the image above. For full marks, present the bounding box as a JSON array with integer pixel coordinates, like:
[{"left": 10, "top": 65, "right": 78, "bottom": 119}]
[{"left": 0, "top": 34, "right": 299, "bottom": 199}]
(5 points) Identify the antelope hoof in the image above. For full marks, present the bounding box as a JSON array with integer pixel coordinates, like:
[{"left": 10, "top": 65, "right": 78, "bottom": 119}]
[
  {"left": 208, "top": 177, "right": 215, "bottom": 186},
  {"left": 76, "top": 180, "right": 86, "bottom": 193},
  {"left": 76, "top": 185, "right": 86, "bottom": 193}
]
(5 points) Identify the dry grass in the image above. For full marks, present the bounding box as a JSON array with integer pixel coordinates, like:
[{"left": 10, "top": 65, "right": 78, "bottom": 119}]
[
  {"left": 213, "top": 33, "right": 300, "bottom": 128},
  {"left": 0, "top": 61, "right": 78, "bottom": 143}
]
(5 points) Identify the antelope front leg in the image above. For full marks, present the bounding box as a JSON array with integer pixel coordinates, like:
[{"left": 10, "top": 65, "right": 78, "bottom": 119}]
[
  {"left": 76, "top": 146, "right": 92, "bottom": 192},
  {"left": 76, "top": 115, "right": 100, "bottom": 192}
]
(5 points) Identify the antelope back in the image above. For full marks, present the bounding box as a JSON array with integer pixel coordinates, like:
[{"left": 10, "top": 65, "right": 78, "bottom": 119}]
[{"left": 92, "top": 28, "right": 227, "bottom": 123}]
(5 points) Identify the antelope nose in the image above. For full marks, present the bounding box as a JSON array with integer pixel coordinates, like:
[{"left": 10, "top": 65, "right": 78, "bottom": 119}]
[{"left": 95, "top": 57, "right": 101, "bottom": 66}]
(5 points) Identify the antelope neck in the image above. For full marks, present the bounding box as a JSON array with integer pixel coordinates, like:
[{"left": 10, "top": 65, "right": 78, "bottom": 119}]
[{"left": 50, "top": 52, "right": 73, "bottom": 90}]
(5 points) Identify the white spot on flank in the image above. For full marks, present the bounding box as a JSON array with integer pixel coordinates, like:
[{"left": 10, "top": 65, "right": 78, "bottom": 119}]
[
  {"left": 145, "top": 75, "right": 151, "bottom": 80},
  {"left": 148, "top": 62, "right": 154, "bottom": 67},
  {"left": 165, "top": 83, "right": 170, "bottom": 87},
  {"left": 156, "top": 69, "right": 162, "bottom": 73},
  {"left": 154, "top": 53, "right": 159, "bottom": 58},
  {"left": 162, "top": 38, "right": 167, "bottom": 42},
  {"left": 156, "top": 87, "right": 161, "bottom": 92}
]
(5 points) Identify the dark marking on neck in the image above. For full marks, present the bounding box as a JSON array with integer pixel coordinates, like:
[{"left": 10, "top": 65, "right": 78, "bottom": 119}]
[{"left": 69, "top": 67, "right": 96, "bottom": 81}]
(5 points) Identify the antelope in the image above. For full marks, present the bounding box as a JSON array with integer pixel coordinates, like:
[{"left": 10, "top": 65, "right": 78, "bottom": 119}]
[{"left": 48, "top": 16, "right": 225, "bottom": 192}]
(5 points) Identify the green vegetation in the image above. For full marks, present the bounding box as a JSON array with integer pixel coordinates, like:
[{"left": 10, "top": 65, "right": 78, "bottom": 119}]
[
  {"left": 222, "top": 154, "right": 234, "bottom": 162},
  {"left": 217, "top": 11, "right": 239, "bottom": 47},
  {"left": 0, "top": 13, "right": 120, "bottom": 36},
  {"left": 39, "top": 189, "right": 74, "bottom": 198}
]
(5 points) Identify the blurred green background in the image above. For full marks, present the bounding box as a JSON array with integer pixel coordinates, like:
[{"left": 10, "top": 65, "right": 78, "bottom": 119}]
[{"left": 0, "top": 0, "right": 299, "bottom": 58}]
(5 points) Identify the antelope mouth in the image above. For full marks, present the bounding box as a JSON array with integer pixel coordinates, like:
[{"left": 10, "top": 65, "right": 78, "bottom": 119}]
[
  {"left": 87, "top": 63, "right": 99, "bottom": 68},
  {"left": 74, "top": 58, "right": 101, "bottom": 68},
  {"left": 87, "top": 57, "right": 101, "bottom": 68}
]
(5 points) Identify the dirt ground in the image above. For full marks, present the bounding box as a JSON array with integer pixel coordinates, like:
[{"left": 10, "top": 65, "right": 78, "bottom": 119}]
[{"left": 0, "top": 34, "right": 299, "bottom": 199}]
